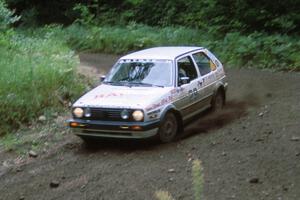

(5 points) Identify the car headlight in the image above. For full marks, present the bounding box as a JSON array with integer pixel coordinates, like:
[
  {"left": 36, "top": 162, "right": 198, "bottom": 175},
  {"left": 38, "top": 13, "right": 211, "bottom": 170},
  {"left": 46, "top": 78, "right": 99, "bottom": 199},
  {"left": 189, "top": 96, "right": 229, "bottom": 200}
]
[
  {"left": 84, "top": 107, "right": 91, "bottom": 117},
  {"left": 132, "top": 110, "right": 144, "bottom": 121},
  {"left": 121, "top": 109, "right": 129, "bottom": 120},
  {"left": 73, "top": 107, "right": 84, "bottom": 118}
]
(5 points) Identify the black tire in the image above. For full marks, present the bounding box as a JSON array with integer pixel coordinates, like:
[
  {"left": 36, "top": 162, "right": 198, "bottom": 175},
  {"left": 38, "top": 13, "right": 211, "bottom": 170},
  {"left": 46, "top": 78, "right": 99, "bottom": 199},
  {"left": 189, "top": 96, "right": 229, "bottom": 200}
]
[
  {"left": 211, "top": 90, "right": 225, "bottom": 112},
  {"left": 158, "top": 112, "right": 178, "bottom": 143}
]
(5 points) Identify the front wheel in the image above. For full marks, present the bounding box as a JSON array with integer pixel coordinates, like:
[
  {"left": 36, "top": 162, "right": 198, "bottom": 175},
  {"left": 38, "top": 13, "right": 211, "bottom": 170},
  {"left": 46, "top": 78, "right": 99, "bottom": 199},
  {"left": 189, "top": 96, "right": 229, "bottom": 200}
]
[{"left": 158, "top": 112, "right": 178, "bottom": 143}]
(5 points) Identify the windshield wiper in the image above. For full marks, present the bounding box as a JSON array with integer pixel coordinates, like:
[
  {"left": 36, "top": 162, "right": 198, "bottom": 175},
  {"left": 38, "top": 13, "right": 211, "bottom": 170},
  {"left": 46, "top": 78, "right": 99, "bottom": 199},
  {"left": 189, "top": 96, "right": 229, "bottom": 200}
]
[
  {"left": 102, "top": 81, "right": 123, "bottom": 86},
  {"left": 129, "top": 82, "right": 164, "bottom": 88},
  {"left": 103, "top": 81, "right": 164, "bottom": 88},
  {"left": 103, "top": 81, "right": 133, "bottom": 87}
]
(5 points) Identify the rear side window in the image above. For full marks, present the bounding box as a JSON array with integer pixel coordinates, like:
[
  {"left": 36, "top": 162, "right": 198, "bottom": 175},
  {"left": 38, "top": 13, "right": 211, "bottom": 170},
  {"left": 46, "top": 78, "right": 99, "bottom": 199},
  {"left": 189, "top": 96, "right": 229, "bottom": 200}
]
[
  {"left": 192, "top": 52, "right": 216, "bottom": 76},
  {"left": 177, "top": 56, "right": 198, "bottom": 81}
]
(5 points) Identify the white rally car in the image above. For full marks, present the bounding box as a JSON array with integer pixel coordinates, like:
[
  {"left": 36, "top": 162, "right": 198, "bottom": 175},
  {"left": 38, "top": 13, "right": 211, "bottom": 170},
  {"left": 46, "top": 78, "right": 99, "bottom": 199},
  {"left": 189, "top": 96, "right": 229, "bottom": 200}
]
[{"left": 68, "top": 47, "right": 227, "bottom": 143}]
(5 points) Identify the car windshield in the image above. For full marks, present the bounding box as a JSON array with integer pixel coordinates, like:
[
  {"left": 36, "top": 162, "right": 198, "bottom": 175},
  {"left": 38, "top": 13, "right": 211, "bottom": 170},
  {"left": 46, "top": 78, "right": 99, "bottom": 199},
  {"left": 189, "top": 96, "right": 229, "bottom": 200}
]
[{"left": 104, "top": 59, "right": 173, "bottom": 87}]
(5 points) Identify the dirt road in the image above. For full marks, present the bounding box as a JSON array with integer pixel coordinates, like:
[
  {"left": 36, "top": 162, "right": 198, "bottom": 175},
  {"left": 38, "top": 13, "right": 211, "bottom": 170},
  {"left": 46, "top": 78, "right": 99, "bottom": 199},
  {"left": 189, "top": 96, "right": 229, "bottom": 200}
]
[{"left": 0, "top": 53, "right": 299, "bottom": 200}]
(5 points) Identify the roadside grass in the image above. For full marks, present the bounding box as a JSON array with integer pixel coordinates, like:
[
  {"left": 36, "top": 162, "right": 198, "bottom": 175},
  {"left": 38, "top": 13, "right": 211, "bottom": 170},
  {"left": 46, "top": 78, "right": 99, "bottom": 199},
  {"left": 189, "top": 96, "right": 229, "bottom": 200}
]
[
  {"left": 0, "top": 112, "right": 70, "bottom": 154},
  {"left": 192, "top": 160, "right": 204, "bottom": 200},
  {"left": 155, "top": 159, "right": 204, "bottom": 200},
  {"left": 155, "top": 191, "right": 175, "bottom": 200},
  {"left": 0, "top": 133, "right": 22, "bottom": 153},
  {"left": 58, "top": 24, "right": 300, "bottom": 71},
  {"left": 0, "top": 30, "right": 86, "bottom": 135},
  {"left": 22, "top": 24, "right": 300, "bottom": 71}
]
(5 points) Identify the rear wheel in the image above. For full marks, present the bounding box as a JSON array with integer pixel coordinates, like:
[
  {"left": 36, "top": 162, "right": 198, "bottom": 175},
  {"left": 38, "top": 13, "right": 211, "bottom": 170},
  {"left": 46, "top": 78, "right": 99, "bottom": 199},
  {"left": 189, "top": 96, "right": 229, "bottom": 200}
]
[
  {"left": 158, "top": 112, "right": 178, "bottom": 143},
  {"left": 211, "top": 90, "right": 225, "bottom": 112}
]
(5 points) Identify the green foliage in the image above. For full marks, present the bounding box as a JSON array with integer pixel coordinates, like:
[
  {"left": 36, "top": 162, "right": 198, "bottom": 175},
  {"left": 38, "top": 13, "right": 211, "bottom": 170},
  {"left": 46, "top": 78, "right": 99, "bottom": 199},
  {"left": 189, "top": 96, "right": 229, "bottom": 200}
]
[
  {"left": 64, "top": 24, "right": 202, "bottom": 54},
  {"left": 18, "top": 7, "right": 38, "bottom": 27},
  {"left": 215, "top": 32, "right": 300, "bottom": 70},
  {"left": 73, "top": 3, "right": 95, "bottom": 26},
  {"left": 0, "top": 132, "right": 22, "bottom": 151},
  {"left": 0, "top": 28, "right": 85, "bottom": 135},
  {"left": 63, "top": 24, "right": 300, "bottom": 70},
  {"left": 0, "top": 0, "right": 19, "bottom": 30},
  {"left": 6, "top": 0, "right": 300, "bottom": 34}
]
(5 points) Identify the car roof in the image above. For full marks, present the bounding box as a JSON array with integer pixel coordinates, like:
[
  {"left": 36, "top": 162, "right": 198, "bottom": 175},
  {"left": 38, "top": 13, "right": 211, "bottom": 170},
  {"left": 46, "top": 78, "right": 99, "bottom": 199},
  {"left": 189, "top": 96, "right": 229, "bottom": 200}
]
[{"left": 120, "top": 46, "right": 204, "bottom": 60}]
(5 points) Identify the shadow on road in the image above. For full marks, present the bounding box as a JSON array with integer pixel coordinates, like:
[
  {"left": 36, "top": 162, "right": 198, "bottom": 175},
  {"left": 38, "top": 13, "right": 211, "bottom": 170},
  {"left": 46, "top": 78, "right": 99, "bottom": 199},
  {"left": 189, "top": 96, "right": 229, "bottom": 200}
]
[
  {"left": 76, "top": 137, "right": 162, "bottom": 154},
  {"left": 181, "top": 99, "right": 255, "bottom": 140}
]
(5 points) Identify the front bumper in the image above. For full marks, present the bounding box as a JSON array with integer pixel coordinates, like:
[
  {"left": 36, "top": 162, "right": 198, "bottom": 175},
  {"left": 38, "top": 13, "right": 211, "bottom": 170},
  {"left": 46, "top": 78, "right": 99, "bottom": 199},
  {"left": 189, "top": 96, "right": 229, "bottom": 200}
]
[{"left": 67, "top": 119, "right": 160, "bottom": 139}]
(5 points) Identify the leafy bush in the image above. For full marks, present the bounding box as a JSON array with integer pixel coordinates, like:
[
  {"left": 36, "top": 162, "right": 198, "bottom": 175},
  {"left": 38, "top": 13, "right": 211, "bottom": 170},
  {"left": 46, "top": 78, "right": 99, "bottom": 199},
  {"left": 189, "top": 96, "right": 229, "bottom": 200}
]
[
  {"left": 62, "top": 24, "right": 300, "bottom": 70},
  {"left": 0, "top": 0, "right": 19, "bottom": 30},
  {"left": 73, "top": 3, "right": 95, "bottom": 26},
  {"left": 214, "top": 32, "right": 300, "bottom": 70},
  {"left": 0, "top": 29, "right": 85, "bottom": 135},
  {"left": 7, "top": 0, "right": 300, "bottom": 34},
  {"left": 64, "top": 24, "right": 204, "bottom": 53}
]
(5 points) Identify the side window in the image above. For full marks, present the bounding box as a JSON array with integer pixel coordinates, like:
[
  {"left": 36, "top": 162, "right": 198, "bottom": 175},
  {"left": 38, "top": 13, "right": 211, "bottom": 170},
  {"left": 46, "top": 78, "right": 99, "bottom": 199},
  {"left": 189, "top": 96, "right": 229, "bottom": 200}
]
[
  {"left": 177, "top": 56, "right": 198, "bottom": 81},
  {"left": 192, "top": 52, "right": 216, "bottom": 76}
]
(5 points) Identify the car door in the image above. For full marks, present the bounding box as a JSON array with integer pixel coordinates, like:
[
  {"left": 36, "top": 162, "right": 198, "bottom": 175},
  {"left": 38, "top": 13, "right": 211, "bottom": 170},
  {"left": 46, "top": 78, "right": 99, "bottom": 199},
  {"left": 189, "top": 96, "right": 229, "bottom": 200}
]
[
  {"left": 173, "top": 55, "right": 201, "bottom": 120},
  {"left": 191, "top": 51, "right": 217, "bottom": 107}
]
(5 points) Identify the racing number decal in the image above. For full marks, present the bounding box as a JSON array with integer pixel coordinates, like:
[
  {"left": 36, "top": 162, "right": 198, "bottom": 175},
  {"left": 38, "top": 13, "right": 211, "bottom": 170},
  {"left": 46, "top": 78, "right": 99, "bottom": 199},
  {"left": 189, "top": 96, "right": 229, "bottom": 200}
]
[{"left": 189, "top": 88, "right": 198, "bottom": 102}]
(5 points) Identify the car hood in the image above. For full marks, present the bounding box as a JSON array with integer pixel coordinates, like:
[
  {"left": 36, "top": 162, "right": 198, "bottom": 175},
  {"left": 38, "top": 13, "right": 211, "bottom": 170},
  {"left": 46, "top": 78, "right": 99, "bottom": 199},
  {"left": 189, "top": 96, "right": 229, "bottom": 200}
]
[{"left": 73, "top": 84, "right": 172, "bottom": 109}]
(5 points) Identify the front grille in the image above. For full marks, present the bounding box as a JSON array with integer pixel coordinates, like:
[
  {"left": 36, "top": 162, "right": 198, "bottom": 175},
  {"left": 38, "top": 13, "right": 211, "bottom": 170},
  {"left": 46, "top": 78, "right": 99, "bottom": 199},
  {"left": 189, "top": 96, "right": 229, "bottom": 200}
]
[
  {"left": 82, "top": 130, "right": 132, "bottom": 136},
  {"left": 83, "top": 108, "right": 134, "bottom": 121}
]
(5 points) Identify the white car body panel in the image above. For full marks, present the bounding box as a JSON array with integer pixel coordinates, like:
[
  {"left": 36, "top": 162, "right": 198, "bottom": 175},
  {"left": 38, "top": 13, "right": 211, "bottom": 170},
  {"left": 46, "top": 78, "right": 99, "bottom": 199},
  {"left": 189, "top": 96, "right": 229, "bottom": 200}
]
[{"left": 73, "top": 84, "right": 173, "bottom": 110}]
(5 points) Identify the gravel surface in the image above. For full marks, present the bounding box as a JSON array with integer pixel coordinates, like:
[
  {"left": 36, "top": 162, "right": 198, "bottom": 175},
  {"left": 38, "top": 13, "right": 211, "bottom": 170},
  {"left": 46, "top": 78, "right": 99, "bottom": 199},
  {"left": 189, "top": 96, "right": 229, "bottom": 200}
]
[{"left": 0, "top": 53, "right": 299, "bottom": 200}]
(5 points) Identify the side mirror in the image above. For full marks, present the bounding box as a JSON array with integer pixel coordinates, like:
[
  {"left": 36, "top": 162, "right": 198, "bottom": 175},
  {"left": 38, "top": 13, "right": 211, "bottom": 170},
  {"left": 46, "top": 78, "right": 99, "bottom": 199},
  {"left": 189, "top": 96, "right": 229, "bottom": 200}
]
[
  {"left": 179, "top": 77, "right": 190, "bottom": 86},
  {"left": 100, "top": 75, "right": 106, "bottom": 83}
]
